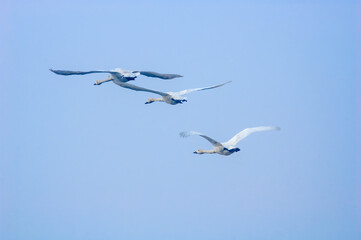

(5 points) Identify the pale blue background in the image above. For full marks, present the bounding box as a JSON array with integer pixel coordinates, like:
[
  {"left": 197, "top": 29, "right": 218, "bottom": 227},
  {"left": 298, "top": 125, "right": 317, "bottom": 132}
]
[{"left": 1, "top": 0, "right": 360, "bottom": 239}]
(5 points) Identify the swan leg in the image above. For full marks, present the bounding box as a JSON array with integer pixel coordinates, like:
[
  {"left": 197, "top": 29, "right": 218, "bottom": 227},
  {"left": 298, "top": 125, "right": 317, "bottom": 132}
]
[{"left": 174, "top": 99, "right": 187, "bottom": 104}]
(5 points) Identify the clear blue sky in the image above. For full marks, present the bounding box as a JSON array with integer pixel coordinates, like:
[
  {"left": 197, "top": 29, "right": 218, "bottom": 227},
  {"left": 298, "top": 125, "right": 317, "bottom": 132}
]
[{"left": 1, "top": 0, "right": 360, "bottom": 239}]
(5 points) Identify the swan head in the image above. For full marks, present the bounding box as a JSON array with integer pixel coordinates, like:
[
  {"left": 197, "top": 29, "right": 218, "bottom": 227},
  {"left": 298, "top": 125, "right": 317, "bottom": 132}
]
[
  {"left": 145, "top": 98, "right": 163, "bottom": 104},
  {"left": 193, "top": 150, "right": 204, "bottom": 154},
  {"left": 145, "top": 98, "right": 155, "bottom": 104}
]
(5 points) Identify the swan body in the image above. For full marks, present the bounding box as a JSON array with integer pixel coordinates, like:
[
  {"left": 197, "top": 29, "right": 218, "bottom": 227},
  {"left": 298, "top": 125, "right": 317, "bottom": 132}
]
[
  {"left": 50, "top": 68, "right": 183, "bottom": 85},
  {"left": 180, "top": 126, "right": 280, "bottom": 156},
  {"left": 116, "top": 81, "right": 231, "bottom": 105}
]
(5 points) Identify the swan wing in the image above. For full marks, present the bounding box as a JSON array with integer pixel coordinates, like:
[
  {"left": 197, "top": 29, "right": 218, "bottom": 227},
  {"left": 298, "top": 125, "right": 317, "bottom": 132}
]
[
  {"left": 180, "top": 131, "right": 223, "bottom": 147},
  {"left": 136, "top": 71, "right": 183, "bottom": 79},
  {"left": 174, "top": 81, "right": 231, "bottom": 96},
  {"left": 225, "top": 126, "right": 280, "bottom": 146},
  {"left": 50, "top": 69, "right": 117, "bottom": 76},
  {"left": 116, "top": 82, "right": 169, "bottom": 97}
]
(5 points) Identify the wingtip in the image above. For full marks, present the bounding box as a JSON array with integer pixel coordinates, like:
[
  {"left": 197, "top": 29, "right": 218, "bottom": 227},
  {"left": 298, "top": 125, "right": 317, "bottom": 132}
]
[
  {"left": 221, "top": 80, "right": 232, "bottom": 85},
  {"left": 179, "top": 132, "right": 188, "bottom": 138},
  {"left": 170, "top": 74, "right": 183, "bottom": 79},
  {"left": 179, "top": 131, "right": 200, "bottom": 138}
]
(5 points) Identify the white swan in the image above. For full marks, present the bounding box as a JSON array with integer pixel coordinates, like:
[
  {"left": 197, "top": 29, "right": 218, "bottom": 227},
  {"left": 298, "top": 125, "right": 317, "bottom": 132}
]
[
  {"left": 115, "top": 81, "right": 231, "bottom": 105},
  {"left": 180, "top": 126, "right": 280, "bottom": 156},
  {"left": 50, "top": 68, "right": 183, "bottom": 85}
]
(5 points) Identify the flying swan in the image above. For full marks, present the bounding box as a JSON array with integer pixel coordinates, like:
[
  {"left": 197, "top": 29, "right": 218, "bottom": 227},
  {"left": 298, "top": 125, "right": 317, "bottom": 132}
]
[
  {"left": 180, "top": 126, "right": 280, "bottom": 155},
  {"left": 115, "top": 81, "right": 231, "bottom": 105},
  {"left": 50, "top": 68, "right": 183, "bottom": 85}
]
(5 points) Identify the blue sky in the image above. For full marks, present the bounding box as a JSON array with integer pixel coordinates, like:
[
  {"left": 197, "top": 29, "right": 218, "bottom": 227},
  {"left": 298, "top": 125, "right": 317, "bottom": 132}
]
[{"left": 1, "top": 1, "right": 360, "bottom": 239}]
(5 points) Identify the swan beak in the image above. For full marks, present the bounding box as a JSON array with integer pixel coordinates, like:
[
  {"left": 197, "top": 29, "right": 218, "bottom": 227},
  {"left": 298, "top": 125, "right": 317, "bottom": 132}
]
[{"left": 193, "top": 151, "right": 197, "bottom": 154}]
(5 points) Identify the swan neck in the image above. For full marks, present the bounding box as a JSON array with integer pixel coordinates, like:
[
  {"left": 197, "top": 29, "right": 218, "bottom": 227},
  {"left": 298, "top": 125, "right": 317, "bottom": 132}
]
[
  {"left": 149, "top": 98, "right": 163, "bottom": 102},
  {"left": 198, "top": 149, "right": 217, "bottom": 154}
]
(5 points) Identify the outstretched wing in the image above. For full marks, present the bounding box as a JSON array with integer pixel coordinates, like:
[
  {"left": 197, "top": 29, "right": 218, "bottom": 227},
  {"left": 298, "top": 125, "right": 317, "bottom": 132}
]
[
  {"left": 225, "top": 126, "right": 280, "bottom": 147},
  {"left": 137, "top": 71, "right": 183, "bottom": 80},
  {"left": 180, "top": 131, "right": 223, "bottom": 147},
  {"left": 115, "top": 82, "right": 169, "bottom": 97},
  {"left": 50, "top": 69, "right": 118, "bottom": 76},
  {"left": 173, "top": 81, "right": 231, "bottom": 96}
]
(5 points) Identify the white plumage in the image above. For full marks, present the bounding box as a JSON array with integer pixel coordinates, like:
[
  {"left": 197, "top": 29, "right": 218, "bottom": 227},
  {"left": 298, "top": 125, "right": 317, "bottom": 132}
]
[
  {"left": 116, "top": 81, "right": 231, "bottom": 105},
  {"left": 180, "top": 126, "right": 280, "bottom": 156},
  {"left": 50, "top": 68, "right": 183, "bottom": 85}
]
